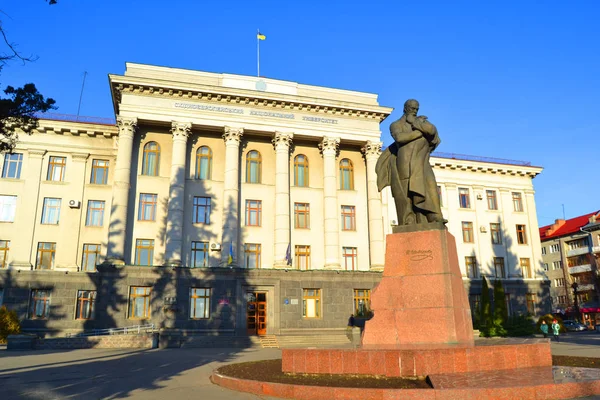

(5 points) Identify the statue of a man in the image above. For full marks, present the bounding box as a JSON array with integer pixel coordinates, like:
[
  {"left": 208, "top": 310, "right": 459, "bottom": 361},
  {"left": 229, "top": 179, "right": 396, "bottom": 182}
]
[{"left": 376, "top": 99, "right": 443, "bottom": 226}]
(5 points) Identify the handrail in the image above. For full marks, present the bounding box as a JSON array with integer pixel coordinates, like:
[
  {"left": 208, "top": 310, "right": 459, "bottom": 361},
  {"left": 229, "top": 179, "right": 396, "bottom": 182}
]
[{"left": 66, "top": 324, "right": 155, "bottom": 338}]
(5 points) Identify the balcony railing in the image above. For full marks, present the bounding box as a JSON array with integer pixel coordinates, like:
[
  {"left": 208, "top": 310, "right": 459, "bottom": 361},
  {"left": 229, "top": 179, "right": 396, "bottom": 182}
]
[
  {"left": 567, "top": 247, "right": 590, "bottom": 257},
  {"left": 577, "top": 283, "right": 595, "bottom": 292},
  {"left": 569, "top": 264, "right": 592, "bottom": 274}
]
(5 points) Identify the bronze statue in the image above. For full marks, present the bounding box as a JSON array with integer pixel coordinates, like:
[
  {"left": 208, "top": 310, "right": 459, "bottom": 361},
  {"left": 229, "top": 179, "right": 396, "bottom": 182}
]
[{"left": 376, "top": 99, "right": 443, "bottom": 226}]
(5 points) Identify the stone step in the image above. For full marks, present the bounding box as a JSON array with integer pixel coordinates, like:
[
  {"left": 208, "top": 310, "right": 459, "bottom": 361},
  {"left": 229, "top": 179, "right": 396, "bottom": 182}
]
[
  {"left": 259, "top": 335, "right": 279, "bottom": 348},
  {"left": 179, "top": 336, "right": 262, "bottom": 349},
  {"left": 276, "top": 335, "right": 352, "bottom": 348}
]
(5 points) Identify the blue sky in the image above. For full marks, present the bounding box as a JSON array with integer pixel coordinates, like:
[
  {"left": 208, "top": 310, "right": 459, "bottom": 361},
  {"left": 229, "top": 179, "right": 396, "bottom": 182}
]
[{"left": 1, "top": 0, "right": 599, "bottom": 227}]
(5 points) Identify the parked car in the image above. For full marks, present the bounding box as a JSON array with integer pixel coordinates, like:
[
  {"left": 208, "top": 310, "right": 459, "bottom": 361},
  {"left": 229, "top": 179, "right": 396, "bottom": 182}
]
[{"left": 562, "top": 320, "right": 587, "bottom": 332}]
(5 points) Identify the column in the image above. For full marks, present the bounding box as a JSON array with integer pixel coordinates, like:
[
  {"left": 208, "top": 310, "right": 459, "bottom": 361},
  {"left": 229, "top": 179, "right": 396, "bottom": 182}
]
[
  {"left": 164, "top": 121, "right": 192, "bottom": 266},
  {"left": 221, "top": 126, "right": 244, "bottom": 266},
  {"left": 106, "top": 116, "right": 137, "bottom": 265},
  {"left": 272, "top": 131, "right": 293, "bottom": 268},
  {"left": 321, "top": 136, "right": 340, "bottom": 269},
  {"left": 362, "top": 141, "right": 385, "bottom": 271}
]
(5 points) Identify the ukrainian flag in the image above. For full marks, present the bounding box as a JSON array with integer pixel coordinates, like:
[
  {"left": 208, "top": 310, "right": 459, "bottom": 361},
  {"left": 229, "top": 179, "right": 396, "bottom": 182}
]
[
  {"left": 227, "top": 242, "right": 234, "bottom": 265},
  {"left": 257, "top": 32, "right": 266, "bottom": 40}
]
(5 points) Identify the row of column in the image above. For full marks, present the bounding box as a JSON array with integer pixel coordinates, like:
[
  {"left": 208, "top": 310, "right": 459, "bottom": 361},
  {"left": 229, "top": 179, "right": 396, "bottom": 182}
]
[{"left": 106, "top": 117, "right": 385, "bottom": 270}]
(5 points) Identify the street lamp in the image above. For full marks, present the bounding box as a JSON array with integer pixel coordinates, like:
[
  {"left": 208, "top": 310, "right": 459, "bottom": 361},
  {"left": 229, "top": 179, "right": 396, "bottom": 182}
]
[{"left": 572, "top": 282, "right": 580, "bottom": 322}]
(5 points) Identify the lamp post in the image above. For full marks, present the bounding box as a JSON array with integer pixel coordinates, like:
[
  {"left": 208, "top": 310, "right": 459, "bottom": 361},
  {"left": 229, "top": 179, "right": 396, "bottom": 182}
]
[{"left": 572, "top": 282, "right": 580, "bottom": 322}]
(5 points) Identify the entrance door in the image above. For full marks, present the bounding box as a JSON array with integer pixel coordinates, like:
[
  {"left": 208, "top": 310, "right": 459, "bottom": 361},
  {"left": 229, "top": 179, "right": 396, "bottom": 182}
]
[{"left": 246, "top": 292, "right": 267, "bottom": 335}]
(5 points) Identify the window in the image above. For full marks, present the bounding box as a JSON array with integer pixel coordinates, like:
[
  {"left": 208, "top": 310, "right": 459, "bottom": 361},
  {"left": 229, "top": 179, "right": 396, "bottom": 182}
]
[
  {"left": 469, "top": 295, "right": 481, "bottom": 317},
  {"left": 526, "top": 293, "right": 536, "bottom": 315},
  {"left": 343, "top": 247, "right": 358, "bottom": 271},
  {"left": 512, "top": 192, "right": 523, "bottom": 212},
  {"left": 554, "top": 278, "right": 566, "bottom": 287},
  {"left": 462, "top": 222, "right": 474, "bottom": 243},
  {"left": 0, "top": 240, "right": 9, "bottom": 268},
  {"left": 354, "top": 289, "right": 370, "bottom": 316},
  {"left": 552, "top": 261, "right": 563, "bottom": 270},
  {"left": 246, "top": 150, "right": 262, "bottom": 183},
  {"left": 41, "top": 198, "right": 61, "bottom": 225},
  {"left": 567, "top": 238, "right": 588, "bottom": 250},
  {"left": 557, "top": 295, "right": 567, "bottom": 305},
  {"left": 505, "top": 294, "right": 512, "bottom": 316},
  {"left": 76, "top": 290, "right": 96, "bottom": 320},
  {"left": 129, "top": 286, "right": 151, "bottom": 319},
  {"left": 2, "top": 153, "right": 23, "bottom": 179},
  {"left": 90, "top": 159, "right": 109, "bottom": 184},
  {"left": 339, "top": 159, "right": 354, "bottom": 190},
  {"left": 47, "top": 156, "right": 66, "bottom": 181},
  {"left": 302, "top": 288, "right": 321, "bottom": 318},
  {"left": 191, "top": 241, "right": 209, "bottom": 268},
  {"left": 190, "top": 288, "right": 211, "bottom": 319},
  {"left": 29, "top": 289, "right": 51, "bottom": 319},
  {"left": 516, "top": 224, "right": 527, "bottom": 244},
  {"left": 568, "top": 254, "right": 589, "bottom": 267},
  {"left": 494, "top": 257, "right": 506, "bottom": 278},
  {"left": 458, "top": 188, "right": 470, "bottom": 208},
  {"left": 490, "top": 223, "right": 502, "bottom": 244},
  {"left": 195, "top": 146, "right": 212, "bottom": 180},
  {"left": 294, "top": 154, "right": 309, "bottom": 187},
  {"left": 85, "top": 200, "right": 105, "bottom": 226},
  {"left": 541, "top": 247, "right": 547, "bottom": 255},
  {"left": 193, "top": 197, "right": 211, "bottom": 224},
  {"left": 486, "top": 190, "right": 498, "bottom": 210},
  {"left": 36, "top": 242, "right": 55, "bottom": 270},
  {"left": 295, "top": 245, "right": 311, "bottom": 270},
  {"left": 0, "top": 195, "right": 17, "bottom": 222},
  {"left": 245, "top": 200, "right": 262, "bottom": 226},
  {"left": 82, "top": 244, "right": 101, "bottom": 272},
  {"left": 520, "top": 258, "right": 532, "bottom": 278},
  {"left": 550, "top": 244, "right": 560, "bottom": 253},
  {"left": 244, "top": 243, "right": 261, "bottom": 269},
  {"left": 543, "top": 263, "right": 549, "bottom": 271},
  {"left": 437, "top": 185, "right": 443, "bottom": 207},
  {"left": 294, "top": 203, "right": 310, "bottom": 229},
  {"left": 341, "top": 205, "right": 356, "bottom": 231},
  {"left": 466, "top": 256, "right": 478, "bottom": 278},
  {"left": 135, "top": 239, "right": 154, "bottom": 266},
  {"left": 142, "top": 142, "right": 160, "bottom": 176},
  {"left": 138, "top": 194, "right": 157, "bottom": 221}
]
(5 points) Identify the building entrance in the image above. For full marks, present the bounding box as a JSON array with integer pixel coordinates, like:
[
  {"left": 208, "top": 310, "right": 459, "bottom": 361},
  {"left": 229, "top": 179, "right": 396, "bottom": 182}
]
[{"left": 246, "top": 292, "right": 267, "bottom": 335}]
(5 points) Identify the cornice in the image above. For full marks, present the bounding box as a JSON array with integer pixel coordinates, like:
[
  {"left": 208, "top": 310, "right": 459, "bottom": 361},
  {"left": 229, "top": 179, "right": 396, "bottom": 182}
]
[
  {"left": 34, "top": 119, "right": 118, "bottom": 138},
  {"left": 431, "top": 157, "right": 542, "bottom": 178}
]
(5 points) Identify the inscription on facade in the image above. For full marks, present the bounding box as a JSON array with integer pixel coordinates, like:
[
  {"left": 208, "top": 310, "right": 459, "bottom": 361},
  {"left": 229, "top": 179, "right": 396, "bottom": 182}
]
[
  {"left": 406, "top": 249, "right": 433, "bottom": 262},
  {"left": 174, "top": 102, "right": 244, "bottom": 114},
  {"left": 250, "top": 110, "right": 295, "bottom": 119}
]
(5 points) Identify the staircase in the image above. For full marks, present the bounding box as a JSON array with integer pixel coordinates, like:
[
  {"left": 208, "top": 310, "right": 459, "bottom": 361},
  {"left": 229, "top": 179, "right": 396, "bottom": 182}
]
[
  {"left": 276, "top": 334, "right": 353, "bottom": 348},
  {"left": 259, "top": 335, "right": 279, "bottom": 348},
  {"left": 179, "top": 335, "right": 262, "bottom": 349}
]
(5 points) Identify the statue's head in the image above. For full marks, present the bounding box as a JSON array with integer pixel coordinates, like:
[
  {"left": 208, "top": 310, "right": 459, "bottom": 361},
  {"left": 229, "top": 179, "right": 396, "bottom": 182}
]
[{"left": 403, "top": 99, "right": 419, "bottom": 116}]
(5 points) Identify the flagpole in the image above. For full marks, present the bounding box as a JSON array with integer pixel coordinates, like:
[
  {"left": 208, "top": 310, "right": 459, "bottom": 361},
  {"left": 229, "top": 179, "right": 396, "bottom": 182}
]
[{"left": 257, "top": 28, "right": 260, "bottom": 77}]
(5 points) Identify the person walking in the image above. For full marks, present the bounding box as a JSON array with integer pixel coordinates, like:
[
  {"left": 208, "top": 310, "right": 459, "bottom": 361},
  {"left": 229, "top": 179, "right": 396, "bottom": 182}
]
[
  {"left": 551, "top": 319, "right": 560, "bottom": 342},
  {"left": 540, "top": 320, "right": 549, "bottom": 338}
]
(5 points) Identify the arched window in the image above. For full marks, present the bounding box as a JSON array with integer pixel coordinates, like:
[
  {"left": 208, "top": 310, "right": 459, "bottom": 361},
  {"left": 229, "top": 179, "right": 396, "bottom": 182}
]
[
  {"left": 142, "top": 142, "right": 160, "bottom": 176},
  {"left": 339, "top": 158, "right": 354, "bottom": 190},
  {"left": 246, "top": 150, "right": 262, "bottom": 183},
  {"left": 195, "top": 146, "right": 212, "bottom": 180},
  {"left": 294, "top": 154, "right": 309, "bottom": 187}
]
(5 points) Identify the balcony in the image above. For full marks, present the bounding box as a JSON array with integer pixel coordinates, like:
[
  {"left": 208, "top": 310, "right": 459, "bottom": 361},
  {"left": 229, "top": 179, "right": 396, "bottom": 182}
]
[
  {"left": 569, "top": 264, "right": 593, "bottom": 274},
  {"left": 577, "top": 283, "right": 595, "bottom": 292},
  {"left": 567, "top": 247, "right": 590, "bottom": 257}
]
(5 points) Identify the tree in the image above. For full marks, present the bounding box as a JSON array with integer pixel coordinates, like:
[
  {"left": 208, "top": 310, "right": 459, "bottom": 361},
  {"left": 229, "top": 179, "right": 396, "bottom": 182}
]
[
  {"left": 479, "top": 276, "right": 492, "bottom": 337},
  {"left": 490, "top": 279, "right": 508, "bottom": 337}
]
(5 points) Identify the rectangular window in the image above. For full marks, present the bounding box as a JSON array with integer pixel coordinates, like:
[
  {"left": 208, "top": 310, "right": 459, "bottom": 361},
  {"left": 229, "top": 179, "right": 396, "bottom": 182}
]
[
  {"left": 490, "top": 223, "right": 502, "bottom": 244},
  {"left": 90, "top": 159, "right": 109, "bottom": 184},
  {"left": 47, "top": 156, "right": 66, "bottom": 181},
  {"left": 193, "top": 196, "right": 211, "bottom": 224},
  {"left": 486, "top": 190, "right": 498, "bottom": 210},
  {"left": 505, "top": 294, "right": 512, "bottom": 316},
  {"left": 245, "top": 200, "right": 262, "bottom": 226},
  {"left": 41, "top": 198, "right": 61, "bottom": 225},
  {"left": 36, "top": 242, "right": 56, "bottom": 270},
  {"left": 516, "top": 224, "right": 527, "bottom": 244},
  {"left": 190, "top": 288, "right": 211, "bottom": 319},
  {"left": 520, "top": 258, "right": 532, "bottom": 278},
  {"left": 512, "top": 192, "right": 523, "bottom": 212},
  {"left": 294, "top": 202, "right": 310, "bottom": 229},
  {"left": 494, "top": 257, "right": 506, "bottom": 278},
  {"left": 558, "top": 295, "right": 567, "bottom": 304},
  {"left": 135, "top": 239, "right": 154, "bottom": 266},
  {"left": 552, "top": 261, "right": 563, "bottom": 270},
  {"left": 458, "top": 188, "right": 470, "bottom": 209},
  {"left": 462, "top": 221, "right": 474, "bottom": 243},
  {"left": 129, "top": 286, "right": 151, "bottom": 319},
  {"left": 0, "top": 240, "right": 9, "bottom": 268},
  {"left": 543, "top": 263, "right": 549, "bottom": 271},
  {"left": 2, "top": 153, "right": 23, "bottom": 179},
  {"left": 354, "top": 289, "right": 370, "bottom": 316},
  {"left": 343, "top": 247, "right": 358, "bottom": 271},
  {"left": 138, "top": 193, "right": 157, "bottom": 221},
  {"left": 295, "top": 245, "right": 311, "bottom": 271},
  {"left": 191, "top": 241, "right": 209, "bottom": 268},
  {"left": 85, "top": 200, "right": 105, "bottom": 226},
  {"left": 341, "top": 205, "right": 356, "bottom": 231},
  {"left": 29, "top": 289, "right": 51, "bottom": 319},
  {"left": 76, "top": 290, "right": 96, "bottom": 320},
  {"left": 0, "top": 195, "right": 17, "bottom": 222},
  {"left": 554, "top": 278, "right": 566, "bottom": 287},
  {"left": 244, "top": 243, "right": 261, "bottom": 269},
  {"left": 526, "top": 293, "right": 536, "bottom": 315},
  {"left": 82, "top": 244, "right": 101, "bottom": 272},
  {"left": 466, "top": 256, "right": 478, "bottom": 278},
  {"left": 437, "top": 185, "right": 443, "bottom": 207},
  {"left": 469, "top": 295, "right": 481, "bottom": 317},
  {"left": 567, "top": 238, "right": 588, "bottom": 250},
  {"left": 541, "top": 247, "right": 547, "bottom": 255},
  {"left": 568, "top": 254, "right": 589, "bottom": 267},
  {"left": 550, "top": 244, "right": 560, "bottom": 253},
  {"left": 302, "top": 288, "right": 321, "bottom": 318}
]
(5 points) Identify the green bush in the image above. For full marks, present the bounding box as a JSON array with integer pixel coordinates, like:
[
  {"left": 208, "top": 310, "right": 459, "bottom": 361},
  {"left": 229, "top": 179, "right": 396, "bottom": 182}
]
[
  {"left": 505, "top": 314, "right": 536, "bottom": 337},
  {"left": 536, "top": 314, "right": 566, "bottom": 334},
  {"left": 479, "top": 277, "right": 493, "bottom": 337},
  {"left": 0, "top": 306, "right": 21, "bottom": 344}
]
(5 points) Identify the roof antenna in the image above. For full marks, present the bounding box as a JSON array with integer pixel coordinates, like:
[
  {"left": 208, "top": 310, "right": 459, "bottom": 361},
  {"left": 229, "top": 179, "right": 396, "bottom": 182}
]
[
  {"left": 562, "top": 204, "right": 565, "bottom": 220},
  {"left": 76, "top": 71, "right": 88, "bottom": 121}
]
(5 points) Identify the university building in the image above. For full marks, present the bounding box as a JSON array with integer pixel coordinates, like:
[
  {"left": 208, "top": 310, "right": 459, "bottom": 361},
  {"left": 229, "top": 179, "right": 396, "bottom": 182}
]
[{"left": 0, "top": 63, "right": 549, "bottom": 336}]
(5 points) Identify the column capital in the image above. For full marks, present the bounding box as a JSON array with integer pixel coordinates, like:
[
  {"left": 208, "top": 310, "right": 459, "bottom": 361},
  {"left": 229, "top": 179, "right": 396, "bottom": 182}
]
[
  {"left": 171, "top": 121, "right": 192, "bottom": 140},
  {"left": 362, "top": 140, "right": 382, "bottom": 159},
  {"left": 272, "top": 131, "right": 293, "bottom": 151},
  {"left": 223, "top": 126, "right": 244, "bottom": 145},
  {"left": 116, "top": 116, "right": 138, "bottom": 138},
  {"left": 319, "top": 136, "right": 340, "bottom": 156}
]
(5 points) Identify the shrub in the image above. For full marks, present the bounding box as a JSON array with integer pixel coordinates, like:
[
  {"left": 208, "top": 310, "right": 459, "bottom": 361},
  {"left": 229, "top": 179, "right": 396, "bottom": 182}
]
[
  {"left": 479, "top": 277, "right": 493, "bottom": 337},
  {"left": 505, "top": 314, "right": 535, "bottom": 337},
  {"left": 0, "top": 305, "right": 21, "bottom": 344},
  {"left": 536, "top": 314, "right": 566, "bottom": 334}
]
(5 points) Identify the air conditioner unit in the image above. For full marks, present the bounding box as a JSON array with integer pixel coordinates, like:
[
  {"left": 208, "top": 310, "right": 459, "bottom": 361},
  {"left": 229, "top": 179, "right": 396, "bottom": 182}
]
[
  {"left": 68, "top": 200, "right": 81, "bottom": 209},
  {"left": 210, "top": 243, "right": 222, "bottom": 251},
  {"left": 480, "top": 226, "right": 487, "bottom": 233},
  {"left": 476, "top": 194, "right": 483, "bottom": 200}
]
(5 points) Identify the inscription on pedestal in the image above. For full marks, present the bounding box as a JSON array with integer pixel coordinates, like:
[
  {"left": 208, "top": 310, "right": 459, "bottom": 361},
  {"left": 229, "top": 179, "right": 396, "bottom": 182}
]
[{"left": 407, "top": 249, "right": 433, "bottom": 262}]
